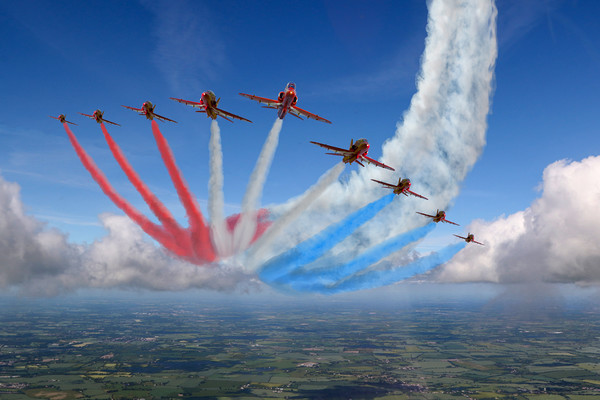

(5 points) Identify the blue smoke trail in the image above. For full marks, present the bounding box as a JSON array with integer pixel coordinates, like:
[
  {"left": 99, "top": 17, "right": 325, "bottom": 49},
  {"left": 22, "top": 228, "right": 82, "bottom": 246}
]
[
  {"left": 318, "top": 242, "right": 467, "bottom": 294},
  {"left": 259, "top": 193, "right": 395, "bottom": 282},
  {"left": 281, "top": 222, "right": 436, "bottom": 290}
]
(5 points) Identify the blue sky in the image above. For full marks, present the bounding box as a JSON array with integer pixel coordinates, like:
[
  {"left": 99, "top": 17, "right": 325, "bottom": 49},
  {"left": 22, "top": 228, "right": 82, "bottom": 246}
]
[
  {"left": 1, "top": 0, "right": 600, "bottom": 287},
  {"left": 0, "top": 0, "right": 428, "bottom": 244},
  {"left": 471, "top": 0, "right": 600, "bottom": 212}
]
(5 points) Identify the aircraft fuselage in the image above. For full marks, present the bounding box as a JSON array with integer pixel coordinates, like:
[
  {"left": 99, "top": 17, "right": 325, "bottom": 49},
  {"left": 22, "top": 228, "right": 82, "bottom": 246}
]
[
  {"left": 394, "top": 178, "right": 411, "bottom": 195},
  {"left": 92, "top": 110, "right": 104, "bottom": 123},
  {"left": 433, "top": 211, "right": 446, "bottom": 223},
  {"left": 201, "top": 91, "right": 219, "bottom": 119},
  {"left": 344, "top": 139, "right": 370, "bottom": 165},
  {"left": 142, "top": 102, "right": 155, "bottom": 120},
  {"left": 277, "top": 85, "right": 298, "bottom": 120}
]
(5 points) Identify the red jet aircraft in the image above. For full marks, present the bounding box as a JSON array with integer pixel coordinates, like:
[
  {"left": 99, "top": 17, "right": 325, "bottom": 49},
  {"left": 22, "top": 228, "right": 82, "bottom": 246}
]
[
  {"left": 170, "top": 91, "right": 252, "bottom": 123},
  {"left": 416, "top": 210, "right": 459, "bottom": 225},
  {"left": 49, "top": 114, "right": 77, "bottom": 125},
  {"left": 371, "top": 177, "right": 428, "bottom": 200},
  {"left": 310, "top": 138, "right": 395, "bottom": 171},
  {"left": 239, "top": 82, "right": 331, "bottom": 123},
  {"left": 79, "top": 110, "right": 120, "bottom": 126},
  {"left": 454, "top": 233, "right": 484, "bottom": 245},
  {"left": 122, "top": 101, "right": 176, "bottom": 123}
]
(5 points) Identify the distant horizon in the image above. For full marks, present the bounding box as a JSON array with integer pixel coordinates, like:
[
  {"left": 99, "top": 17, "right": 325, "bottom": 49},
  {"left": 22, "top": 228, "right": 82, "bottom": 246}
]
[{"left": 2, "top": 282, "right": 599, "bottom": 309}]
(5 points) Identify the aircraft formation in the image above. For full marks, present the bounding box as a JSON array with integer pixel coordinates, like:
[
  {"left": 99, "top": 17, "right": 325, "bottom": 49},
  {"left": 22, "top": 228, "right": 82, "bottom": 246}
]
[
  {"left": 52, "top": 81, "right": 483, "bottom": 260},
  {"left": 308, "top": 141, "right": 483, "bottom": 244}
]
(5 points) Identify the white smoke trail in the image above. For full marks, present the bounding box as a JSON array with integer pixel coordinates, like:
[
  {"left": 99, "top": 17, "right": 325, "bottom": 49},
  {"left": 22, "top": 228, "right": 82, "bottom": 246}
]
[
  {"left": 246, "top": 162, "right": 345, "bottom": 270},
  {"left": 256, "top": 0, "right": 498, "bottom": 264},
  {"left": 232, "top": 118, "right": 283, "bottom": 253},
  {"left": 208, "top": 120, "right": 230, "bottom": 257}
]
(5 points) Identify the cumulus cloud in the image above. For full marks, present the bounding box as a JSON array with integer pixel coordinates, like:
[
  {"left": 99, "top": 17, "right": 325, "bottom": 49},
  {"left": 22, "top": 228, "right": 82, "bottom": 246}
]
[
  {"left": 439, "top": 155, "right": 600, "bottom": 284},
  {"left": 0, "top": 174, "right": 257, "bottom": 295},
  {"left": 0, "top": 176, "right": 83, "bottom": 295}
]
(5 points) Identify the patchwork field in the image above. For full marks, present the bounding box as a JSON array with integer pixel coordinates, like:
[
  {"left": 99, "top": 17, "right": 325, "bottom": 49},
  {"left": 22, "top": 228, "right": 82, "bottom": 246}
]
[{"left": 1, "top": 295, "right": 600, "bottom": 399}]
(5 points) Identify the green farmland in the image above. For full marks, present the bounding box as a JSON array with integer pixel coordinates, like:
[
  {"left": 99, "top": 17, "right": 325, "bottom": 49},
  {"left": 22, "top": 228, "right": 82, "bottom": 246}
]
[{"left": 2, "top": 295, "right": 600, "bottom": 399}]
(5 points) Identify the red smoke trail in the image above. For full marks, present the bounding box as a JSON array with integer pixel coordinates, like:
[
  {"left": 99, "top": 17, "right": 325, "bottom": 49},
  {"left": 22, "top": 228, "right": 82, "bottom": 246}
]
[
  {"left": 100, "top": 123, "right": 194, "bottom": 255},
  {"left": 226, "top": 209, "right": 271, "bottom": 244},
  {"left": 151, "top": 120, "right": 216, "bottom": 263},
  {"left": 63, "top": 123, "right": 188, "bottom": 258}
]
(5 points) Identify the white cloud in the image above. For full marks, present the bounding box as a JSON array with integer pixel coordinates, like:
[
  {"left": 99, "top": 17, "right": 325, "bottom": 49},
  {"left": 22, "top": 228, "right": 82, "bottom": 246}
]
[
  {"left": 83, "top": 213, "right": 256, "bottom": 292},
  {"left": 439, "top": 155, "right": 600, "bottom": 284},
  {"left": 0, "top": 176, "right": 83, "bottom": 295},
  {"left": 0, "top": 174, "right": 257, "bottom": 295}
]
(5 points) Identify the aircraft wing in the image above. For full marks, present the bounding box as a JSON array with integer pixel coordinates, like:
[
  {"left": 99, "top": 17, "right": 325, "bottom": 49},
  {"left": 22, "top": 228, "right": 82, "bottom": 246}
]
[
  {"left": 453, "top": 234, "right": 467, "bottom": 240},
  {"left": 371, "top": 179, "right": 396, "bottom": 188},
  {"left": 290, "top": 105, "right": 332, "bottom": 124},
  {"left": 121, "top": 105, "right": 142, "bottom": 112},
  {"left": 214, "top": 107, "right": 252, "bottom": 123},
  {"left": 310, "top": 141, "right": 353, "bottom": 155},
  {"left": 50, "top": 115, "right": 77, "bottom": 125},
  {"left": 472, "top": 240, "right": 484, "bottom": 245},
  {"left": 239, "top": 93, "right": 280, "bottom": 107},
  {"left": 170, "top": 97, "right": 205, "bottom": 109},
  {"left": 362, "top": 155, "right": 395, "bottom": 171},
  {"left": 79, "top": 112, "right": 120, "bottom": 126},
  {"left": 443, "top": 219, "right": 460, "bottom": 226},
  {"left": 154, "top": 113, "right": 177, "bottom": 123},
  {"left": 416, "top": 212, "right": 435, "bottom": 218},
  {"left": 407, "top": 190, "right": 428, "bottom": 200}
]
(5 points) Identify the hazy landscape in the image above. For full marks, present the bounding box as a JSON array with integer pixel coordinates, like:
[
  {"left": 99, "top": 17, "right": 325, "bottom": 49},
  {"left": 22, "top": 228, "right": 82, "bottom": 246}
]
[{"left": 2, "top": 286, "right": 600, "bottom": 399}]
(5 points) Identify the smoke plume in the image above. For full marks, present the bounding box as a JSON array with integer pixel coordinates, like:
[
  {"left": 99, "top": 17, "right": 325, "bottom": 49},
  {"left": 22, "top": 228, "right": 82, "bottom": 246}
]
[
  {"left": 208, "top": 120, "right": 231, "bottom": 257},
  {"left": 1, "top": 0, "right": 500, "bottom": 294},
  {"left": 252, "top": 0, "right": 498, "bottom": 265},
  {"left": 232, "top": 118, "right": 283, "bottom": 252}
]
